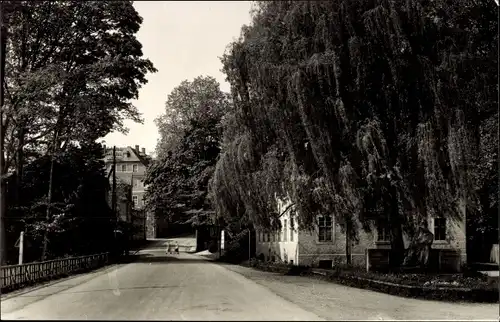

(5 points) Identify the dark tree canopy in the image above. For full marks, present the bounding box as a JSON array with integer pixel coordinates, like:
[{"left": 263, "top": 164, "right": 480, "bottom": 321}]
[
  {"left": 211, "top": 0, "right": 497, "bottom": 265},
  {"left": 1, "top": 0, "right": 156, "bottom": 262}
]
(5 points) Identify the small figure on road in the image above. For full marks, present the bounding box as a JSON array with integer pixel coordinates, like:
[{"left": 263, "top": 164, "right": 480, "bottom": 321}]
[
  {"left": 174, "top": 242, "right": 179, "bottom": 255},
  {"left": 166, "top": 242, "right": 172, "bottom": 254}
]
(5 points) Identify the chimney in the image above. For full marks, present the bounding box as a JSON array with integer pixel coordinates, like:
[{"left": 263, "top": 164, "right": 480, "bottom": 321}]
[
  {"left": 142, "top": 148, "right": 146, "bottom": 155},
  {"left": 135, "top": 145, "right": 139, "bottom": 152}
]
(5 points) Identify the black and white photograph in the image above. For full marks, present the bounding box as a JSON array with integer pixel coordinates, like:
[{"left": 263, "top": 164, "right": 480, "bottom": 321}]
[{"left": 0, "top": 0, "right": 498, "bottom": 320}]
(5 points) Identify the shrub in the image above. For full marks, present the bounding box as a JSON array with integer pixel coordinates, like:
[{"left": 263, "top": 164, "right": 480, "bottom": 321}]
[{"left": 208, "top": 239, "right": 218, "bottom": 253}]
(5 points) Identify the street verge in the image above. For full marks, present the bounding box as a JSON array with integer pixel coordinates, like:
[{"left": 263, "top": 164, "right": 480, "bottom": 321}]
[{"left": 240, "top": 259, "right": 499, "bottom": 303}]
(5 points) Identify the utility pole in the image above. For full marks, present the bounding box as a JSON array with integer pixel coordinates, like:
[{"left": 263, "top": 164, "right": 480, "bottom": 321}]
[
  {"left": 0, "top": 1, "right": 8, "bottom": 266},
  {"left": 112, "top": 146, "right": 117, "bottom": 219},
  {"left": 248, "top": 228, "right": 251, "bottom": 261}
]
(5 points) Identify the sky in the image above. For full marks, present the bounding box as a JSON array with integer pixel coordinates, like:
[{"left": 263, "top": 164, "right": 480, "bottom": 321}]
[{"left": 103, "top": 1, "right": 254, "bottom": 157}]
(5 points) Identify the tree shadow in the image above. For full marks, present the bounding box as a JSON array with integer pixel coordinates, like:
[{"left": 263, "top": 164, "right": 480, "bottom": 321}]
[{"left": 17, "top": 285, "right": 180, "bottom": 297}]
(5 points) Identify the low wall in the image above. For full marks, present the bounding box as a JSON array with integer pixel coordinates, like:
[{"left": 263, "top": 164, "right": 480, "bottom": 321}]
[{"left": 1, "top": 253, "right": 110, "bottom": 293}]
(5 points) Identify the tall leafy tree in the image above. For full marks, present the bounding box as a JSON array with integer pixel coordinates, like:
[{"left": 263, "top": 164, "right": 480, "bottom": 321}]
[
  {"left": 154, "top": 76, "right": 230, "bottom": 159},
  {"left": 1, "top": 0, "right": 156, "bottom": 261},
  {"left": 145, "top": 76, "right": 229, "bottom": 227},
  {"left": 211, "top": 0, "right": 497, "bottom": 266}
]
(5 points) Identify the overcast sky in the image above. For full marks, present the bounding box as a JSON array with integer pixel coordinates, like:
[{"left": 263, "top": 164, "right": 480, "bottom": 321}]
[{"left": 103, "top": 1, "right": 253, "bottom": 157}]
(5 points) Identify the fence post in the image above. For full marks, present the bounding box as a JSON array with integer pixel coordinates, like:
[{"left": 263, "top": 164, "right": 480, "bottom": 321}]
[{"left": 18, "top": 231, "right": 24, "bottom": 265}]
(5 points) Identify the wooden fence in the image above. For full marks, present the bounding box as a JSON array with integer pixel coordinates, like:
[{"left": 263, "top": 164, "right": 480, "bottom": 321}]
[{"left": 1, "top": 252, "right": 110, "bottom": 292}]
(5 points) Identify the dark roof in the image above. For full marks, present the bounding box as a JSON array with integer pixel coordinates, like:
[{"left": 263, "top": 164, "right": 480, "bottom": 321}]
[
  {"left": 104, "top": 146, "right": 152, "bottom": 167},
  {"left": 130, "top": 147, "right": 152, "bottom": 167}
]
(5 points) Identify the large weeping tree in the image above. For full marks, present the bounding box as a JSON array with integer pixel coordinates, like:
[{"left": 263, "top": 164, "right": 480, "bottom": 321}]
[{"left": 211, "top": 0, "right": 497, "bottom": 267}]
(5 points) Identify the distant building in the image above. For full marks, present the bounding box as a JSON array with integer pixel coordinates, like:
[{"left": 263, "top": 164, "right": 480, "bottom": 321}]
[
  {"left": 104, "top": 145, "right": 152, "bottom": 240},
  {"left": 104, "top": 145, "right": 151, "bottom": 209}
]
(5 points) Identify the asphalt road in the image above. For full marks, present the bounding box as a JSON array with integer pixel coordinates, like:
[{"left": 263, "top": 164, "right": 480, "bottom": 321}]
[
  {"left": 1, "top": 240, "right": 322, "bottom": 320},
  {"left": 2, "top": 239, "right": 498, "bottom": 320}
]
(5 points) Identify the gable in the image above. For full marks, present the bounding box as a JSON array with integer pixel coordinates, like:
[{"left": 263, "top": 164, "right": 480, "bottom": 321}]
[{"left": 104, "top": 146, "right": 147, "bottom": 165}]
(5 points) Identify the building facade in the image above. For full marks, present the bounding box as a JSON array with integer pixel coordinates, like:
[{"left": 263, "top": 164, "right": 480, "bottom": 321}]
[
  {"left": 104, "top": 144, "right": 151, "bottom": 210},
  {"left": 104, "top": 145, "right": 152, "bottom": 239},
  {"left": 256, "top": 196, "right": 467, "bottom": 271}
]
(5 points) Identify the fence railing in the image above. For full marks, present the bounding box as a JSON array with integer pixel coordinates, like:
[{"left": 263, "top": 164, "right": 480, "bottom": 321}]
[{"left": 1, "top": 252, "right": 110, "bottom": 292}]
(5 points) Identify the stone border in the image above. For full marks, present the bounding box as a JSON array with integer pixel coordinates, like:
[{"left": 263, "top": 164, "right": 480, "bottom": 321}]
[
  {"left": 242, "top": 260, "right": 498, "bottom": 303},
  {"left": 309, "top": 269, "right": 499, "bottom": 303}
]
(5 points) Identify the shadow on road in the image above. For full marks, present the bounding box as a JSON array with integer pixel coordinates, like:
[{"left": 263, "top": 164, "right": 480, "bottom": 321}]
[
  {"left": 128, "top": 254, "right": 212, "bottom": 264},
  {"left": 15, "top": 285, "right": 180, "bottom": 297}
]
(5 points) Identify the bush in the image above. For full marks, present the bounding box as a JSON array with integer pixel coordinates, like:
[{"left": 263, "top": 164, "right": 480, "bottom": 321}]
[
  {"left": 217, "top": 230, "right": 252, "bottom": 263},
  {"left": 247, "top": 258, "right": 310, "bottom": 276},
  {"left": 244, "top": 258, "right": 498, "bottom": 303},
  {"left": 312, "top": 267, "right": 498, "bottom": 303},
  {"left": 208, "top": 239, "right": 218, "bottom": 253}
]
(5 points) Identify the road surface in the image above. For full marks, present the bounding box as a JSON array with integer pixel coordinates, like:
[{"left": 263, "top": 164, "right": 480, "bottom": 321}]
[
  {"left": 1, "top": 239, "right": 497, "bottom": 320},
  {"left": 1, "top": 240, "right": 322, "bottom": 320}
]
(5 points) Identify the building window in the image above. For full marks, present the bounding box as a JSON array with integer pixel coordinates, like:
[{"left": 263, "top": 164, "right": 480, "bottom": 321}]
[
  {"left": 121, "top": 164, "right": 126, "bottom": 172},
  {"left": 377, "top": 221, "right": 390, "bottom": 241},
  {"left": 133, "top": 164, "right": 138, "bottom": 172},
  {"left": 132, "top": 195, "right": 138, "bottom": 208},
  {"left": 434, "top": 217, "right": 446, "bottom": 241},
  {"left": 266, "top": 233, "right": 270, "bottom": 242},
  {"left": 271, "top": 232, "right": 275, "bottom": 242},
  {"left": 318, "top": 260, "right": 333, "bottom": 269},
  {"left": 290, "top": 217, "right": 294, "bottom": 242},
  {"left": 283, "top": 219, "right": 288, "bottom": 242},
  {"left": 318, "top": 215, "right": 333, "bottom": 242}
]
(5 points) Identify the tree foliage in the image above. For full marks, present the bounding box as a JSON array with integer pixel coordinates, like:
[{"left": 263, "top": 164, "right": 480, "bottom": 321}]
[
  {"left": 211, "top": 0, "right": 497, "bottom": 265},
  {"left": 6, "top": 142, "right": 114, "bottom": 262},
  {"left": 1, "top": 0, "right": 156, "bottom": 262},
  {"left": 145, "top": 76, "right": 229, "bottom": 226},
  {"left": 2, "top": 0, "right": 156, "bottom": 171},
  {"left": 155, "top": 76, "right": 230, "bottom": 159}
]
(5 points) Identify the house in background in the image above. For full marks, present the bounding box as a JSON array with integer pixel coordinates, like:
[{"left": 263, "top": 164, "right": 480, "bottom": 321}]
[
  {"left": 104, "top": 145, "right": 152, "bottom": 239},
  {"left": 256, "top": 196, "right": 468, "bottom": 272}
]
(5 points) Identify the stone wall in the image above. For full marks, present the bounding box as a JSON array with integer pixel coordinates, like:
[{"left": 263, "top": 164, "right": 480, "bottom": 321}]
[{"left": 297, "top": 221, "right": 377, "bottom": 268}]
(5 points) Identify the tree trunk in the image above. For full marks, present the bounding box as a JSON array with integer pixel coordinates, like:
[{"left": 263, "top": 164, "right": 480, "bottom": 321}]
[
  {"left": 388, "top": 184, "right": 405, "bottom": 269},
  {"left": 0, "top": 115, "right": 5, "bottom": 265},
  {"left": 41, "top": 130, "right": 59, "bottom": 261},
  {"left": 0, "top": 6, "right": 7, "bottom": 265},
  {"left": 41, "top": 153, "right": 55, "bottom": 261},
  {"left": 345, "top": 219, "right": 352, "bottom": 265},
  {"left": 14, "top": 125, "right": 25, "bottom": 205}
]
